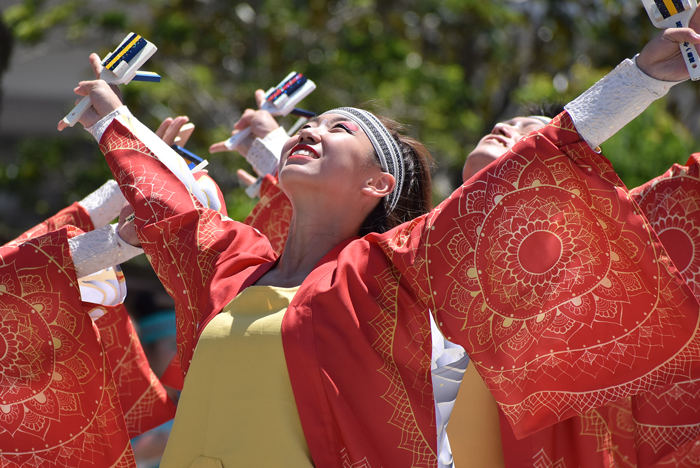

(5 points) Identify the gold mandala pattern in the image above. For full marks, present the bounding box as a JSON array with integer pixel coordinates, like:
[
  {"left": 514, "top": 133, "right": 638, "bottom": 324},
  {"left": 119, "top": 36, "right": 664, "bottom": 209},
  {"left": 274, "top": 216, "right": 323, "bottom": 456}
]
[
  {"left": 409, "top": 113, "right": 700, "bottom": 436},
  {"left": 0, "top": 230, "right": 134, "bottom": 467},
  {"left": 369, "top": 266, "right": 436, "bottom": 468}
]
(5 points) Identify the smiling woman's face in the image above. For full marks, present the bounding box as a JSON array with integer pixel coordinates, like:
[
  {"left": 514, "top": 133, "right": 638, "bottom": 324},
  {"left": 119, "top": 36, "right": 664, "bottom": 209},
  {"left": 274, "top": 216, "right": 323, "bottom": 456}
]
[
  {"left": 462, "top": 117, "right": 546, "bottom": 182},
  {"left": 278, "top": 113, "right": 385, "bottom": 207}
]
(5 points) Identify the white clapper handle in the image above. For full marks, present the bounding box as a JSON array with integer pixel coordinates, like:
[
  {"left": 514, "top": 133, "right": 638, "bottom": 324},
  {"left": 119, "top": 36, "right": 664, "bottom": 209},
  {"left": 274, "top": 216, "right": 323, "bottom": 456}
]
[
  {"left": 680, "top": 40, "right": 700, "bottom": 80},
  {"left": 62, "top": 94, "right": 93, "bottom": 128},
  {"left": 224, "top": 126, "right": 252, "bottom": 150}
]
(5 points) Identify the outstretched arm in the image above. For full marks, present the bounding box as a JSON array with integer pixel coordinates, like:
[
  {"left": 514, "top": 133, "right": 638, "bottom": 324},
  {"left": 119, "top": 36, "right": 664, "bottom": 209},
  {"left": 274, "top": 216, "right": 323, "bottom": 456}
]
[
  {"left": 58, "top": 67, "right": 276, "bottom": 377},
  {"left": 565, "top": 10, "right": 700, "bottom": 149},
  {"left": 381, "top": 18, "right": 700, "bottom": 439}
]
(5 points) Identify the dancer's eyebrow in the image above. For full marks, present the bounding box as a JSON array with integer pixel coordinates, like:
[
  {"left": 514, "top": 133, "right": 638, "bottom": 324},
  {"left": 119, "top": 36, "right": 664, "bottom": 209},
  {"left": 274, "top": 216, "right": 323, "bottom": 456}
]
[{"left": 309, "top": 115, "right": 358, "bottom": 127}]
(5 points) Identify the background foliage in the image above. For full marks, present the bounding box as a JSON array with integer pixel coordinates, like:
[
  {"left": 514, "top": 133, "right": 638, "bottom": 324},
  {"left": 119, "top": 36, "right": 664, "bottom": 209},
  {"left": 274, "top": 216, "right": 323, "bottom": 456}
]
[{"left": 2, "top": 0, "right": 699, "bottom": 242}]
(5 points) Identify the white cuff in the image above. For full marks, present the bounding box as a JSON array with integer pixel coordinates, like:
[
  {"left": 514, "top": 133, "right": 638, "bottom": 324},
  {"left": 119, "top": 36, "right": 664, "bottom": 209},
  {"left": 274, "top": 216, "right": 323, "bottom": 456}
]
[
  {"left": 78, "top": 179, "right": 126, "bottom": 228},
  {"left": 85, "top": 106, "right": 131, "bottom": 143},
  {"left": 564, "top": 57, "right": 683, "bottom": 149},
  {"left": 246, "top": 126, "right": 288, "bottom": 176},
  {"left": 68, "top": 223, "right": 143, "bottom": 279}
]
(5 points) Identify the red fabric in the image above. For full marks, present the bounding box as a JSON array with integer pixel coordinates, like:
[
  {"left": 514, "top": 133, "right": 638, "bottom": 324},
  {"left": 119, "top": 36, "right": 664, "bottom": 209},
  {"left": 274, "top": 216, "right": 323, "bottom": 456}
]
[
  {"left": 100, "top": 112, "right": 700, "bottom": 468},
  {"left": 6, "top": 202, "right": 94, "bottom": 247},
  {"left": 0, "top": 227, "right": 135, "bottom": 467},
  {"left": 5, "top": 195, "right": 177, "bottom": 439},
  {"left": 498, "top": 153, "right": 700, "bottom": 468},
  {"left": 0, "top": 168, "right": 225, "bottom": 464},
  {"left": 94, "top": 303, "right": 176, "bottom": 438},
  {"left": 159, "top": 353, "right": 184, "bottom": 391},
  {"left": 243, "top": 174, "right": 293, "bottom": 254},
  {"left": 627, "top": 153, "right": 700, "bottom": 467}
]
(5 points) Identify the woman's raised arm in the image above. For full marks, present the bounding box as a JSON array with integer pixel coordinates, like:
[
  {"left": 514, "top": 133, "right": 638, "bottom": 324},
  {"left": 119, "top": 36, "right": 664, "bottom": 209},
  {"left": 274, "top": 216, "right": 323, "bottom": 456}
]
[
  {"left": 58, "top": 73, "right": 277, "bottom": 378},
  {"left": 378, "top": 19, "right": 700, "bottom": 438}
]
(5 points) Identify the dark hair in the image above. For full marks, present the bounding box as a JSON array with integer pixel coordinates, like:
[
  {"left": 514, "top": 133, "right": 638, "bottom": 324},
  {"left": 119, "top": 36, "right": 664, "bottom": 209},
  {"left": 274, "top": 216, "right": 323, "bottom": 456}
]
[
  {"left": 358, "top": 114, "right": 434, "bottom": 236},
  {"left": 518, "top": 100, "right": 565, "bottom": 120}
]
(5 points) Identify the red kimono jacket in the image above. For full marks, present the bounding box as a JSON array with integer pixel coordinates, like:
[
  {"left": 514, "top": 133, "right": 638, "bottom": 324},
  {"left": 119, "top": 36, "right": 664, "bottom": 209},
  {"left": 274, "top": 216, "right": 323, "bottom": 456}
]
[
  {"left": 498, "top": 154, "right": 700, "bottom": 468},
  {"left": 99, "top": 111, "right": 700, "bottom": 468},
  {"left": 0, "top": 184, "right": 227, "bottom": 465},
  {"left": 0, "top": 221, "right": 136, "bottom": 466},
  {"left": 627, "top": 153, "right": 700, "bottom": 467}
]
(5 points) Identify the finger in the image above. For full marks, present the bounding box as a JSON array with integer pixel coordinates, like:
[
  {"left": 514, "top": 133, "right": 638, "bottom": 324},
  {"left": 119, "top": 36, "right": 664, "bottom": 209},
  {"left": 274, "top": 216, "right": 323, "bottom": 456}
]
[
  {"left": 663, "top": 27, "right": 700, "bottom": 45},
  {"left": 209, "top": 140, "right": 232, "bottom": 154},
  {"left": 234, "top": 109, "right": 255, "bottom": 130},
  {"left": 89, "top": 53, "right": 103, "bottom": 79},
  {"left": 74, "top": 80, "right": 100, "bottom": 96},
  {"left": 57, "top": 119, "right": 68, "bottom": 131},
  {"left": 110, "top": 84, "right": 123, "bottom": 102},
  {"left": 236, "top": 169, "right": 257, "bottom": 187},
  {"left": 162, "top": 116, "right": 190, "bottom": 145},
  {"left": 74, "top": 85, "right": 90, "bottom": 97},
  {"left": 255, "top": 89, "right": 266, "bottom": 109},
  {"left": 177, "top": 122, "right": 195, "bottom": 146},
  {"left": 155, "top": 117, "right": 173, "bottom": 139}
]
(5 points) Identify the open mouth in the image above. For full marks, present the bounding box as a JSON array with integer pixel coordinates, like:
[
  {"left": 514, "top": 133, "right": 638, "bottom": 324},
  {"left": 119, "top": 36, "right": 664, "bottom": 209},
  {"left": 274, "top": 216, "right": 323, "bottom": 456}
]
[
  {"left": 289, "top": 144, "right": 319, "bottom": 159},
  {"left": 482, "top": 135, "right": 509, "bottom": 146}
]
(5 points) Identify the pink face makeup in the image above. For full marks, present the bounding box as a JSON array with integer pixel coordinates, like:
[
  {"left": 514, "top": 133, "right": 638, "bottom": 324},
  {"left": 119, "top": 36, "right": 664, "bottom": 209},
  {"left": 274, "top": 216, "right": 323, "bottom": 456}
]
[{"left": 341, "top": 121, "right": 360, "bottom": 132}]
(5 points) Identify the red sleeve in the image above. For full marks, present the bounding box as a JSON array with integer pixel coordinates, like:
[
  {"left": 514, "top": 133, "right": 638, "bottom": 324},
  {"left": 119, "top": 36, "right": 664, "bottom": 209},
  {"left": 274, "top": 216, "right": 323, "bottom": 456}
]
[
  {"left": 243, "top": 174, "right": 292, "bottom": 254},
  {"left": 377, "top": 111, "right": 700, "bottom": 439},
  {"left": 497, "top": 154, "right": 700, "bottom": 467},
  {"left": 0, "top": 227, "right": 135, "bottom": 466},
  {"left": 99, "top": 120, "right": 276, "bottom": 376},
  {"left": 160, "top": 353, "right": 185, "bottom": 391},
  {"left": 5, "top": 201, "right": 94, "bottom": 248},
  {"left": 624, "top": 153, "right": 700, "bottom": 467},
  {"left": 95, "top": 303, "right": 177, "bottom": 438},
  {"left": 497, "top": 401, "right": 636, "bottom": 468},
  {"left": 629, "top": 153, "right": 700, "bottom": 296}
]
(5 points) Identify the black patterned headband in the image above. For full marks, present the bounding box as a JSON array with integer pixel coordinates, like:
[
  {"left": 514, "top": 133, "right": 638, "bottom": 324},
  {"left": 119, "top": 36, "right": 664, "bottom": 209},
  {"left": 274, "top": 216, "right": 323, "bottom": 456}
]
[{"left": 323, "top": 107, "right": 404, "bottom": 212}]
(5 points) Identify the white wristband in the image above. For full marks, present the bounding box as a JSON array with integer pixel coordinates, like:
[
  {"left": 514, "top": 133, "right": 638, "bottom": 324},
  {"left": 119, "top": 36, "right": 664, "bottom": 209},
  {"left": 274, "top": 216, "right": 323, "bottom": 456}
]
[
  {"left": 564, "top": 57, "right": 683, "bottom": 150},
  {"left": 68, "top": 223, "right": 143, "bottom": 279},
  {"left": 78, "top": 179, "right": 126, "bottom": 228},
  {"left": 85, "top": 106, "right": 131, "bottom": 143},
  {"left": 246, "top": 126, "right": 288, "bottom": 176}
]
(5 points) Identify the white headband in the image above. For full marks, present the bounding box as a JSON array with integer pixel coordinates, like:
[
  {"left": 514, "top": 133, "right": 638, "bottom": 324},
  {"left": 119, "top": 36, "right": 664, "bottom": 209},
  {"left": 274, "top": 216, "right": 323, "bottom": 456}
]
[{"left": 323, "top": 107, "right": 404, "bottom": 212}]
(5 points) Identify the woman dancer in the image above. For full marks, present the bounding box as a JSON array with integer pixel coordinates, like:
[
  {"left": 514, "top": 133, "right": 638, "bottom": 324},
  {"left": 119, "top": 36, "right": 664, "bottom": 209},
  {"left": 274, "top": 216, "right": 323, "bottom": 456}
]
[{"left": 58, "top": 20, "right": 700, "bottom": 468}]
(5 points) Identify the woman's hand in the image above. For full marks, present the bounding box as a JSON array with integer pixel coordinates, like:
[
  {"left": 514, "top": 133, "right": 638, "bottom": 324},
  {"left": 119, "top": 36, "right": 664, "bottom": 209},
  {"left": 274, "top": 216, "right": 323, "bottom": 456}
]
[
  {"left": 236, "top": 169, "right": 257, "bottom": 187},
  {"left": 116, "top": 203, "right": 141, "bottom": 248},
  {"left": 57, "top": 79, "right": 122, "bottom": 131},
  {"left": 57, "top": 53, "right": 124, "bottom": 131},
  {"left": 87, "top": 52, "right": 122, "bottom": 101},
  {"left": 637, "top": 8, "right": 700, "bottom": 81},
  {"left": 156, "top": 116, "right": 191, "bottom": 146},
  {"left": 209, "top": 89, "right": 280, "bottom": 156}
]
